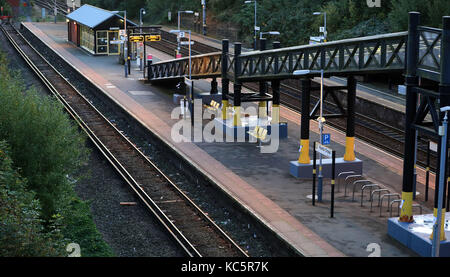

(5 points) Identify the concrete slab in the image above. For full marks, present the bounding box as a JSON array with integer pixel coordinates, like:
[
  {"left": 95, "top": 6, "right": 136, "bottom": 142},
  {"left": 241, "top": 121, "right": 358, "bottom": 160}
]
[
  {"left": 290, "top": 158, "right": 363, "bottom": 179},
  {"left": 388, "top": 213, "right": 450, "bottom": 257},
  {"left": 214, "top": 117, "right": 288, "bottom": 140}
]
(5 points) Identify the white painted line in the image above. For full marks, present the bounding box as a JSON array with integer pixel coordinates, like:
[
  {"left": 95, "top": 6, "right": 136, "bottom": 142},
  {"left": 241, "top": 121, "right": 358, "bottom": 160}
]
[{"left": 128, "top": 91, "right": 154, "bottom": 96}]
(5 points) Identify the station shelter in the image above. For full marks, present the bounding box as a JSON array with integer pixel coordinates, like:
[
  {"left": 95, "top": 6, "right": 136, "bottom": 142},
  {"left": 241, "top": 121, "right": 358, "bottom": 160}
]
[{"left": 66, "top": 4, "right": 137, "bottom": 55}]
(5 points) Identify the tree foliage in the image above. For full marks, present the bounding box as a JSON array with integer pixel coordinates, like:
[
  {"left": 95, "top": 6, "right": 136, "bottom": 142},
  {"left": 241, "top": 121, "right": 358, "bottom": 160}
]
[
  {"left": 85, "top": 0, "right": 450, "bottom": 46},
  {"left": 0, "top": 140, "right": 67, "bottom": 257}
]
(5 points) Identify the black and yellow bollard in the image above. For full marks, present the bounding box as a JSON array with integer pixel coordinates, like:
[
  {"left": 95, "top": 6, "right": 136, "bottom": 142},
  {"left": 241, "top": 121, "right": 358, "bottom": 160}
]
[
  {"left": 399, "top": 12, "right": 420, "bottom": 223},
  {"left": 221, "top": 40, "right": 230, "bottom": 121},
  {"left": 344, "top": 76, "right": 356, "bottom": 161},
  {"left": 298, "top": 79, "right": 311, "bottom": 164}
]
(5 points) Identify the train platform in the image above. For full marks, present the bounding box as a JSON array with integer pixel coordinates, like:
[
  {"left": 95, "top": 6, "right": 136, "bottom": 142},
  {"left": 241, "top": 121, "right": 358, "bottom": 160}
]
[{"left": 22, "top": 21, "right": 439, "bottom": 257}]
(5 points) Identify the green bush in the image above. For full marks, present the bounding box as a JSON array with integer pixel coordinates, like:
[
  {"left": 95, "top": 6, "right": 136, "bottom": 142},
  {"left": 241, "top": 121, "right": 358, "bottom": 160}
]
[
  {"left": 0, "top": 50, "right": 113, "bottom": 257},
  {"left": 0, "top": 140, "right": 67, "bottom": 257},
  {"left": 0, "top": 53, "right": 89, "bottom": 219}
]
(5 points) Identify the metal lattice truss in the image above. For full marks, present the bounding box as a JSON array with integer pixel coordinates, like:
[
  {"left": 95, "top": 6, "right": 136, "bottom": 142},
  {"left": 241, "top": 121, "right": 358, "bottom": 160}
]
[
  {"left": 150, "top": 52, "right": 223, "bottom": 81},
  {"left": 149, "top": 28, "right": 444, "bottom": 83},
  {"left": 237, "top": 32, "right": 408, "bottom": 81},
  {"left": 412, "top": 87, "right": 442, "bottom": 137},
  {"left": 417, "top": 26, "right": 442, "bottom": 82}
]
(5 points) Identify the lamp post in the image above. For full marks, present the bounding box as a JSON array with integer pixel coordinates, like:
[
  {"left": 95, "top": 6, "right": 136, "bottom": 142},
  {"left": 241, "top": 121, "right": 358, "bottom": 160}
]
[
  {"left": 113, "top": 10, "right": 128, "bottom": 77},
  {"left": 432, "top": 106, "right": 450, "bottom": 257},
  {"left": 244, "top": 0, "right": 258, "bottom": 50},
  {"left": 139, "top": 8, "right": 146, "bottom": 71},
  {"left": 171, "top": 29, "right": 193, "bottom": 124},
  {"left": 313, "top": 11, "right": 327, "bottom": 42},
  {"left": 140, "top": 8, "right": 146, "bottom": 28},
  {"left": 293, "top": 69, "right": 325, "bottom": 202},
  {"left": 201, "top": 0, "right": 207, "bottom": 35},
  {"left": 177, "top": 10, "right": 194, "bottom": 57}
]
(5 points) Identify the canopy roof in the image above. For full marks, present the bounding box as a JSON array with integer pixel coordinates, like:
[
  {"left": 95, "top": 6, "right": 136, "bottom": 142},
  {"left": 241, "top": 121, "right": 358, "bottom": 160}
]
[{"left": 66, "top": 4, "right": 136, "bottom": 29}]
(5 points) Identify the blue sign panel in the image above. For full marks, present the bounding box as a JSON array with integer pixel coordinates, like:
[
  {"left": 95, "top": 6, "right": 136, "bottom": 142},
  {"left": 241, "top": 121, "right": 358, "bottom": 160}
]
[{"left": 322, "top": 133, "right": 331, "bottom": 145}]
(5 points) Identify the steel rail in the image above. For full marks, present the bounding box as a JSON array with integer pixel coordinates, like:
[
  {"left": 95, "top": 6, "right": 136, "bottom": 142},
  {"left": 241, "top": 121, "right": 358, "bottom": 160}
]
[{"left": 1, "top": 23, "right": 248, "bottom": 258}]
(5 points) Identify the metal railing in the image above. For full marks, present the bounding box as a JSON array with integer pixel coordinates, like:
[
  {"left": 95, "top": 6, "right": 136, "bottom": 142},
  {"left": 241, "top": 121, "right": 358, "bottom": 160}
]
[
  {"left": 150, "top": 52, "right": 222, "bottom": 80},
  {"left": 237, "top": 32, "right": 408, "bottom": 81},
  {"left": 417, "top": 26, "right": 442, "bottom": 82}
]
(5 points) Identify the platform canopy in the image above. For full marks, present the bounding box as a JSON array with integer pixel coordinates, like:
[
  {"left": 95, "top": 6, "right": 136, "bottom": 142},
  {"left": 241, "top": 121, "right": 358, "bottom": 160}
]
[{"left": 66, "top": 4, "right": 136, "bottom": 29}]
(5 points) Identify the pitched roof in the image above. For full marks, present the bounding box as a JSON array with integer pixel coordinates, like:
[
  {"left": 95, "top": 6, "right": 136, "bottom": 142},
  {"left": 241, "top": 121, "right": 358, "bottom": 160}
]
[{"left": 66, "top": 4, "right": 136, "bottom": 29}]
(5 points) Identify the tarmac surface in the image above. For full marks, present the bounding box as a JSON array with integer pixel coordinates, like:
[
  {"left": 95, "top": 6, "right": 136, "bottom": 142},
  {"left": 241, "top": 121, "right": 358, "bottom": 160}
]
[{"left": 22, "top": 21, "right": 440, "bottom": 257}]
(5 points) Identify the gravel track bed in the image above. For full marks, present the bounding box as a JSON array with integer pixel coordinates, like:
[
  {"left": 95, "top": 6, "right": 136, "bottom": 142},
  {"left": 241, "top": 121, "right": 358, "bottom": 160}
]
[{"left": 20, "top": 24, "right": 299, "bottom": 257}]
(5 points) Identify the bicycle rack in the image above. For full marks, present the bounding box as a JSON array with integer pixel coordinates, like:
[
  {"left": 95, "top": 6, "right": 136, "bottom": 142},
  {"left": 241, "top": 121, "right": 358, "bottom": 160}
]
[
  {"left": 344, "top": 175, "right": 363, "bottom": 197},
  {"left": 361, "top": 184, "right": 380, "bottom": 207},
  {"left": 352, "top": 180, "right": 373, "bottom": 202},
  {"left": 389, "top": 201, "right": 423, "bottom": 217},
  {"left": 370, "top": 189, "right": 390, "bottom": 212},
  {"left": 379, "top": 193, "right": 400, "bottom": 217},
  {"left": 337, "top": 171, "right": 355, "bottom": 192},
  {"left": 389, "top": 199, "right": 403, "bottom": 217},
  {"left": 413, "top": 204, "right": 423, "bottom": 215}
]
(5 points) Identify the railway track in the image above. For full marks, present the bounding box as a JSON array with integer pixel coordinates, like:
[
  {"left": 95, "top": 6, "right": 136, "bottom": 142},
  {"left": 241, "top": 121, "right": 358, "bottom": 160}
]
[
  {"left": 1, "top": 22, "right": 249, "bottom": 258},
  {"left": 34, "top": 0, "right": 69, "bottom": 15}
]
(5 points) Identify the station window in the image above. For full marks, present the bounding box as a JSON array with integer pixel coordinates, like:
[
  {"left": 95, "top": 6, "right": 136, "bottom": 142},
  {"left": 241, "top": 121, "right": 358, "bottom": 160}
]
[{"left": 80, "top": 25, "right": 94, "bottom": 53}]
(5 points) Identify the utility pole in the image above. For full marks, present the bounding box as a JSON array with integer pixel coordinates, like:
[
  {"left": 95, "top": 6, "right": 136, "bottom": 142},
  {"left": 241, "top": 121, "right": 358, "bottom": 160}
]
[{"left": 202, "top": 0, "right": 207, "bottom": 35}]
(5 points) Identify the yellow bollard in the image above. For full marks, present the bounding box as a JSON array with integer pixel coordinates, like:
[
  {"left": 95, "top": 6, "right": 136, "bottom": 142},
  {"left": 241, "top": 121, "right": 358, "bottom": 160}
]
[
  {"left": 399, "top": 191, "right": 414, "bottom": 223},
  {"left": 430, "top": 208, "right": 447, "bottom": 241},
  {"left": 272, "top": 104, "right": 280, "bottom": 124},
  {"left": 343, "top": 136, "right": 356, "bottom": 161},
  {"left": 222, "top": 100, "right": 229, "bottom": 120},
  {"left": 233, "top": 106, "right": 241, "bottom": 127},
  {"left": 258, "top": 102, "right": 267, "bottom": 118},
  {"left": 298, "top": 139, "right": 310, "bottom": 164}
]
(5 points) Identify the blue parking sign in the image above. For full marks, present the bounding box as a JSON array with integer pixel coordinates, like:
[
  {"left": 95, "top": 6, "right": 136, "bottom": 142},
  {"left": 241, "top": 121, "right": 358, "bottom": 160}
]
[{"left": 322, "top": 133, "right": 331, "bottom": 145}]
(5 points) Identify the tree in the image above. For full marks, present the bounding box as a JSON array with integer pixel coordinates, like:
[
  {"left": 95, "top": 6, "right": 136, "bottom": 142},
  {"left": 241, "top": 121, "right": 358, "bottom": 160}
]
[{"left": 0, "top": 140, "right": 66, "bottom": 257}]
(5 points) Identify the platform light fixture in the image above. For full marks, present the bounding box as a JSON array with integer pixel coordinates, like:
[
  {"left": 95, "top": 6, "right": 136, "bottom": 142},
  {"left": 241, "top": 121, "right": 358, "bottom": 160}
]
[
  {"left": 140, "top": 8, "right": 146, "bottom": 28},
  {"left": 259, "top": 31, "right": 280, "bottom": 40},
  {"left": 293, "top": 69, "right": 326, "bottom": 202},
  {"left": 112, "top": 10, "right": 128, "bottom": 77},
  {"left": 313, "top": 11, "right": 327, "bottom": 42},
  {"left": 244, "top": 0, "right": 258, "bottom": 49},
  {"left": 176, "top": 10, "right": 194, "bottom": 57}
]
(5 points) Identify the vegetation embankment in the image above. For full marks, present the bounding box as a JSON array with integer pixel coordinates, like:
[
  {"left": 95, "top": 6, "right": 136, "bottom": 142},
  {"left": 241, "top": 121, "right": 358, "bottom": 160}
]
[{"left": 0, "top": 49, "right": 113, "bottom": 257}]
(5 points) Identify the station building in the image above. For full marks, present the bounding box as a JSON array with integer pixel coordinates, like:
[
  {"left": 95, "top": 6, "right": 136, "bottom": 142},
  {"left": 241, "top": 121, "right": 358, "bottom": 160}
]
[{"left": 66, "top": 4, "right": 136, "bottom": 55}]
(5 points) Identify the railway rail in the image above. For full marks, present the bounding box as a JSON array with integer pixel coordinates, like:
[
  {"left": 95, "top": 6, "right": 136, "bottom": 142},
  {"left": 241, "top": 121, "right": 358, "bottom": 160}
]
[{"left": 0, "top": 22, "right": 249, "bottom": 258}]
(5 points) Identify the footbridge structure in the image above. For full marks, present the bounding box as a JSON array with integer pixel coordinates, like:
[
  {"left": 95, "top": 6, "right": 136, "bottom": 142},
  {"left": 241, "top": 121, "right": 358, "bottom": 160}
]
[{"left": 148, "top": 13, "right": 450, "bottom": 234}]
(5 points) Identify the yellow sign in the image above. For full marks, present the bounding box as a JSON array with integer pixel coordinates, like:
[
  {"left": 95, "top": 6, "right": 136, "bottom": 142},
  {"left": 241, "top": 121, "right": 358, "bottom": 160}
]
[
  {"left": 129, "top": 35, "right": 144, "bottom": 42},
  {"left": 145, "top": 35, "right": 161, "bottom": 42}
]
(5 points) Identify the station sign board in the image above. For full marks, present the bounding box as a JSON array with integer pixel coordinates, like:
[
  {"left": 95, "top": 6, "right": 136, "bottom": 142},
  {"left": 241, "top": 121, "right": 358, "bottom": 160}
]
[
  {"left": 180, "top": 41, "right": 195, "bottom": 45},
  {"left": 129, "top": 35, "right": 144, "bottom": 42},
  {"left": 430, "top": 141, "right": 438, "bottom": 152},
  {"left": 145, "top": 35, "right": 161, "bottom": 42},
  {"left": 315, "top": 143, "right": 332, "bottom": 158},
  {"left": 184, "top": 77, "right": 193, "bottom": 88},
  {"left": 322, "top": 134, "right": 331, "bottom": 145}
]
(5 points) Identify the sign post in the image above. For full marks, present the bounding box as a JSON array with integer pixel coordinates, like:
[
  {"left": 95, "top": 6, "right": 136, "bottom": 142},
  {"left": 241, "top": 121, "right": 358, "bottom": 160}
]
[{"left": 312, "top": 142, "right": 317, "bottom": 206}]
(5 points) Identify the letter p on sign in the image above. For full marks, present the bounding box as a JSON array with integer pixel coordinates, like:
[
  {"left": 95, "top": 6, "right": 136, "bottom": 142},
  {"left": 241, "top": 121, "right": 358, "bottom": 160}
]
[{"left": 367, "top": 0, "right": 381, "bottom": 7}]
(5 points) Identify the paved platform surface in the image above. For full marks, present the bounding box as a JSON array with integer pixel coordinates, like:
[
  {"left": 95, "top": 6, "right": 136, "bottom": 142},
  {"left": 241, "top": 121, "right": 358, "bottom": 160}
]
[{"left": 22, "top": 22, "right": 442, "bottom": 257}]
